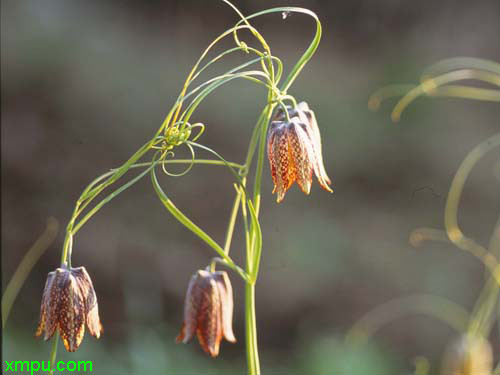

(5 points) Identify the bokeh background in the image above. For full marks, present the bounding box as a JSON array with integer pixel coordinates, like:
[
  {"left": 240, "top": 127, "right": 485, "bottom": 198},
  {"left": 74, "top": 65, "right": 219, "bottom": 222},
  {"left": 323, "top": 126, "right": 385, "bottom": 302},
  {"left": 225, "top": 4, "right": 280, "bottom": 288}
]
[{"left": 2, "top": 0, "right": 499, "bottom": 374}]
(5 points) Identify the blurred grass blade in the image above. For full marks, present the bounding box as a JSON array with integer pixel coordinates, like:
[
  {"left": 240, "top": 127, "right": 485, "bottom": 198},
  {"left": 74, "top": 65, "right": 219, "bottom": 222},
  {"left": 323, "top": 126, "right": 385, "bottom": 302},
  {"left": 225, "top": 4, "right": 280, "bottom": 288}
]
[
  {"left": 445, "top": 133, "right": 500, "bottom": 285},
  {"left": 346, "top": 294, "right": 470, "bottom": 346},
  {"left": 2, "top": 217, "right": 59, "bottom": 328},
  {"left": 391, "top": 69, "right": 500, "bottom": 122},
  {"left": 468, "top": 275, "right": 499, "bottom": 337},
  {"left": 422, "top": 57, "right": 500, "bottom": 78}
]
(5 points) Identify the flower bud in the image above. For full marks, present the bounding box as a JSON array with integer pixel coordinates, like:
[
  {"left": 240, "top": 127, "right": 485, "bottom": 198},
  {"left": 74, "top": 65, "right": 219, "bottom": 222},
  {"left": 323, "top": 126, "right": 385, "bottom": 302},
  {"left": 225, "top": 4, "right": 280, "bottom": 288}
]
[
  {"left": 267, "top": 101, "right": 332, "bottom": 202},
  {"left": 440, "top": 334, "right": 493, "bottom": 375},
  {"left": 176, "top": 270, "right": 236, "bottom": 357},
  {"left": 35, "top": 266, "right": 103, "bottom": 352}
]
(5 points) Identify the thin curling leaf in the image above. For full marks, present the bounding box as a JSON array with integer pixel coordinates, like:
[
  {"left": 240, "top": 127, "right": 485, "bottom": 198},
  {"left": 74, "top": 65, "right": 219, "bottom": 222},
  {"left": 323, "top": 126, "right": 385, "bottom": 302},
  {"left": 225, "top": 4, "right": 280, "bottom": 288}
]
[
  {"left": 179, "top": 70, "right": 273, "bottom": 133},
  {"left": 248, "top": 200, "right": 263, "bottom": 281},
  {"left": 230, "top": 7, "right": 322, "bottom": 91}
]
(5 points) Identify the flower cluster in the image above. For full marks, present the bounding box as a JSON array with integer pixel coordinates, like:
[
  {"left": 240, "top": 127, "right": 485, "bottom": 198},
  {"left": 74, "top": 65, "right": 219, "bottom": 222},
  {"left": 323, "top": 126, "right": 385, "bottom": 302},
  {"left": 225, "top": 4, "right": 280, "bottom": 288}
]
[
  {"left": 35, "top": 266, "right": 102, "bottom": 352},
  {"left": 267, "top": 101, "right": 332, "bottom": 203},
  {"left": 35, "top": 99, "right": 333, "bottom": 359}
]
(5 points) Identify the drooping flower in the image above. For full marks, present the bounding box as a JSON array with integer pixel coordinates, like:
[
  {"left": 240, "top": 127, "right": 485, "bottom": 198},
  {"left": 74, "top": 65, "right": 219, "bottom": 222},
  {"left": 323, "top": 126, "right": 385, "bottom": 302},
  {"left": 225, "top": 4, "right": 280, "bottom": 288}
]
[
  {"left": 176, "top": 270, "right": 236, "bottom": 357},
  {"left": 35, "top": 266, "right": 103, "bottom": 352},
  {"left": 440, "top": 334, "right": 493, "bottom": 375},
  {"left": 267, "top": 101, "right": 332, "bottom": 203}
]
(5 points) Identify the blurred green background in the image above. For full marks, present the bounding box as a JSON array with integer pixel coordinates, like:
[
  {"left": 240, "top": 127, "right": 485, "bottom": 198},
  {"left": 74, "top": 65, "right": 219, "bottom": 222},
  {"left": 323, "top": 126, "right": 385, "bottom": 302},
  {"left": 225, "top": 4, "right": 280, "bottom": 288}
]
[{"left": 2, "top": 0, "right": 499, "bottom": 374}]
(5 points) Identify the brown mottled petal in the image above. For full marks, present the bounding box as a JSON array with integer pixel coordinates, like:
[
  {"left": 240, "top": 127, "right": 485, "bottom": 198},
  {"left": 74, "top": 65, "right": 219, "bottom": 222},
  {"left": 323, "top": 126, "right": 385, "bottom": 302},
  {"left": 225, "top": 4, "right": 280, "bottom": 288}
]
[
  {"left": 301, "top": 107, "right": 332, "bottom": 191},
  {"left": 176, "top": 322, "right": 187, "bottom": 343},
  {"left": 177, "top": 272, "right": 204, "bottom": 344},
  {"left": 84, "top": 283, "right": 102, "bottom": 339},
  {"left": 44, "top": 270, "right": 61, "bottom": 341},
  {"left": 86, "top": 303, "right": 102, "bottom": 339},
  {"left": 35, "top": 271, "right": 57, "bottom": 339},
  {"left": 273, "top": 124, "right": 294, "bottom": 203},
  {"left": 289, "top": 121, "right": 314, "bottom": 195},
  {"left": 267, "top": 128, "right": 279, "bottom": 194},
  {"left": 74, "top": 267, "right": 103, "bottom": 338},
  {"left": 196, "top": 275, "right": 222, "bottom": 357},
  {"left": 213, "top": 271, "right": 236, "bottom": 343},
  {"left": 58, "top": 273, "right": 86, "bottom": 352}
]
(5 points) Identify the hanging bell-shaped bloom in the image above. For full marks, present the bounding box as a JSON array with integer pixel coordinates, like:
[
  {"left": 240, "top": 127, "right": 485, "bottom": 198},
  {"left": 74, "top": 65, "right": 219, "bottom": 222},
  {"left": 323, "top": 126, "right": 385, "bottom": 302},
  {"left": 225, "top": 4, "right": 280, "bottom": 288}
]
[
  {"left": 35, "top": 266, "right": 103, "bottom": 352},
  {"left": 267, "top": 101, "right": 332, "bottom": 203},
  {"left": 440, "top": 334, "right": 493, "bottom": 375},
  {"left": 176, "top": 270, "right": 236, "bottom": 357}
]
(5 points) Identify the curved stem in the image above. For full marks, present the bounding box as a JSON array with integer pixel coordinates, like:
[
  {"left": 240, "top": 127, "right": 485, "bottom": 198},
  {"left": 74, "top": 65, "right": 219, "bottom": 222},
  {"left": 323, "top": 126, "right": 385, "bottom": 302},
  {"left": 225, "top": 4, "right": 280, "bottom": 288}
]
[
  {"left": 188, "top": 142, "right": 248, "bottom": 191},
  {"left": 151, "top": 165, "right": 249, "bottom": 282},
  {"left": 122, "top": 158, "right": 245, "bottom": 171},
  {"left": 445, "top": 133, "right": 500, "bottom": 285},
  {"left": 279, "top": 9, "right": 321, "bottom": 92},
  {"left": 61, "top": 158, "right": 245, "bottom": 265},
  {"left": 229, "top": 6, "right": 322, "bottom": 93},
  {"left": 179, "top": 71, "right": 272, "bottom": 133},
  {"left": 169, "top": 23, "right": 257, "bottom": 129}
]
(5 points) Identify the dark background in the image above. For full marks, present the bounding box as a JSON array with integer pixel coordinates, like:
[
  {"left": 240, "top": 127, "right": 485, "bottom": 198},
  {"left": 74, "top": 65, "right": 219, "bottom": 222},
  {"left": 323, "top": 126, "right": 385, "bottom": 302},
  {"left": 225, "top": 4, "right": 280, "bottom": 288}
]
[{"left": 2, "top": 0, "right": 499, "bottom": 374}]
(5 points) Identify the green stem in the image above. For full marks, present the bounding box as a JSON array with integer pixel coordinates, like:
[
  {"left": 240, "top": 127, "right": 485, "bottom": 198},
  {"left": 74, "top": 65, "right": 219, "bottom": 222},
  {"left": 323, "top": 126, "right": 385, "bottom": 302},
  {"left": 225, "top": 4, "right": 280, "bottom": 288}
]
[
  {"left": 243, "top": 105, "right": 271, "bottom": 174},
  {"left": 252, "top": 103, "right": 275, "bottom": 215},
  {"left": 81, "top": 140, "right": 153, "bottom": 201},
  {"left": 71, "top": 162, "right": 159, "bottom": 236},
  {"left": 48, "top": 335, "right": 59, "bottom": 375},
  {"left": 116, "top": 159, "right": 245, "bottom": 171},
  {"left": 223, "top": 188, "right": 243, "bottom": 254},
  {"left": 243, "top": 99, "right": 273, "bottom": 375},
  {"left": 60, "top": 233, "right": 72, "bottom": 267},
  {"left": 151, "top": 165, "right": 249, "bottom": 282},
  {"left": 60, "top": 158, "right": 245, "bottom": 266},
  {"left": 245, "top": 281, "right": 260, "bottom": 375}
]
